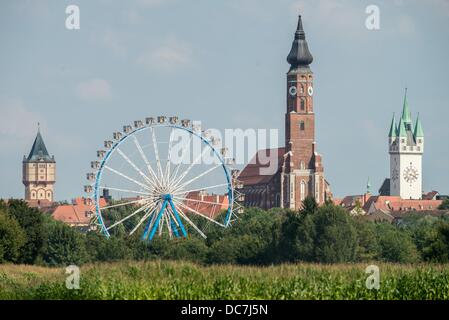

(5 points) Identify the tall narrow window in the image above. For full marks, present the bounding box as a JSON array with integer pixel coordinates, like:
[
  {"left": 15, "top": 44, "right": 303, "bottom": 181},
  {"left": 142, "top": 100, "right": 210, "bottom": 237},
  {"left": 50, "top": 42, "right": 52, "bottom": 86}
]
[
  {"left": 300, "top": 121, "right": 305, "bottom": 131},
  {"left": 300, "top": 98, "right": 305, "bottom": 111},
  {"left": 300, "top": 181, "right": 306, "bottom": 201}
]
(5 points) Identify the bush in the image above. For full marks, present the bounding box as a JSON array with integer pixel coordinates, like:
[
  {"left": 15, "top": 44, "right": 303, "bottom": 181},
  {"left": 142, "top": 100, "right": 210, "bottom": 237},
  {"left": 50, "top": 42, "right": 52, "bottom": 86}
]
[
  {"left": 0, "top": 209, "right": 26, "bottom": 263},
  {"left": 312, "top": 204, "right": 358, "bottom": 263},
  {"left": 42, "top": 221, "right": 88, "bottom": 266},
  {"left": 0, "top": 200, "right": 46, "bottom": 264},
  {"left": 375, "top": 222, "right": 418, "bottom": 263}
]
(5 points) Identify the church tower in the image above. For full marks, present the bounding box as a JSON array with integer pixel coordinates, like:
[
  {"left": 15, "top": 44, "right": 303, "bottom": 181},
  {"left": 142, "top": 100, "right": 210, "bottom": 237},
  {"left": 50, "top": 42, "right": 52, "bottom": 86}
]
[
  {"left": 389, "top": 89, "right": 423, "bottom": 199},
  {"left": 283, "top": 15, "right": 327, "bottom": 209},
  {"left": 23, "top": 127, "right": 56, "bottom": 203}
]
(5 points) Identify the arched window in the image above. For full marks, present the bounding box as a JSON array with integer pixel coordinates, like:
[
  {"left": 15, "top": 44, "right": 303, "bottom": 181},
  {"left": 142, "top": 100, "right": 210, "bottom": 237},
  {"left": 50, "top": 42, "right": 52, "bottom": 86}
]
[
  {"left": 300, "top": 181, "right": 306, "bottom": 201},
  {"left": 300, "top": 98, "right": 305, "bottom": 111},
  {"left": 300, "top": 121, "right": 305, "bottom": 131},
  {"left": 31, "top": 192, "right": 36, "bottom": 199},
  {"left": 300, "top": 85, "right": 304, "bottom": 94}
]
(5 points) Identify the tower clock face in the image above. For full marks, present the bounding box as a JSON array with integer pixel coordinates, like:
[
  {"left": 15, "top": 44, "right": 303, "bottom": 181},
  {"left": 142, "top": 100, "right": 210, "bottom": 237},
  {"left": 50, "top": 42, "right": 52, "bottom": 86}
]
[
  {"left": 288, "top": 86, "right": 297, "bottom": 96},
  {"left": 403, "top": 165, "right": 419, "bottom": 184},
  {"left": 307, "top": 86, "right": 314, "bottom": 96}
]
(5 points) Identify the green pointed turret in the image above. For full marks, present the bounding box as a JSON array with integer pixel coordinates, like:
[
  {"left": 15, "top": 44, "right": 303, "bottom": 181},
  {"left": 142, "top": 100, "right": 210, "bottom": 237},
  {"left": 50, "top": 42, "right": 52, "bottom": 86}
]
[
  {"left": 397, "top": 117, "right": 407, "bottom": 137},
  {"left": 401, "top": 88, "right": 412, "bottom": 124},
  {"left": 414, "top": 114, "right": 424, "bottom": 138},
  {"left": 388, "top": 113, "right": 397, "bottom": 137}
]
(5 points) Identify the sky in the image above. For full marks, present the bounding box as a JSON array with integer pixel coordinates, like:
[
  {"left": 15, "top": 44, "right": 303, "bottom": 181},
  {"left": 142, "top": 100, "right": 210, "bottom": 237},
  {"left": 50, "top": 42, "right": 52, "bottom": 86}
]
[{"left": 0, "top": 0, "right": 448, "bottom": 201}]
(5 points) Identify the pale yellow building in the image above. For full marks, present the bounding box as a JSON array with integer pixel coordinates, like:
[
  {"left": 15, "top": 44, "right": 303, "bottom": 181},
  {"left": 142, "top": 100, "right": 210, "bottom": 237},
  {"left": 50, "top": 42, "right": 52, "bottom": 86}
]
[{"left": 23, "top": 128, "right": 56, "bottom": 203}]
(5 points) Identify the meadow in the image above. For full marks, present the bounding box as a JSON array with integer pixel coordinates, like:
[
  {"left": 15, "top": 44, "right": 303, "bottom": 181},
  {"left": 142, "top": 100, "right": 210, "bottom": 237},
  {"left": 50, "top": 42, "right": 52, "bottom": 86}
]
[{"left": 1, "top": 261, "right": 449, "bottom": 300}]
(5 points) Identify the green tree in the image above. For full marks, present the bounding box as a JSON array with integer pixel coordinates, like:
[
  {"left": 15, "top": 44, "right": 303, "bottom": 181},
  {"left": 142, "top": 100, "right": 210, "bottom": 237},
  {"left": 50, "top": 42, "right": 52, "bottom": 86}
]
[
  {"left": 375, "top": 222, "right": 418, "bottom": 263},
  {"left": 0, "top": 209, "right": 26, "bottom": 263},
  {"left": 421, "top": 221, "right": 449, "bottom": 262},
  {"left": 353, "top": 218, "right": 380, "bottom": 261},
  {"left": 277, "top": 211, "right": 315, "bottom": 262},
  {"left": 163, "top": 237, "right": 209, "bottom": 263},
  {"left": 2, "top": 200, "right": 46, "bottom": 264},
  {"left": 438, "top": 199, "right": 449, "bottom": 210},
  {"left": 42, "top": 221, "right": 88, "bottom": 266},
  {"left": 312, "top": 204, "right": 358, "bottom": 263},
  {"left": 301, "top": 196, "right": 318, "bottom": 215}
]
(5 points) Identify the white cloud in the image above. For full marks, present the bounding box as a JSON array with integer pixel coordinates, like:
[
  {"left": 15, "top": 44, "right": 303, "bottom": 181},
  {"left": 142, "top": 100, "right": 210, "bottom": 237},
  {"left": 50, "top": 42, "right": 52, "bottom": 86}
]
[
  {"left": 75, "top": 78, "right": 112, "bottom": 102},
  {"left": 0, "top": 98, "right": 43, "bottom": 150},
  {"left": 92, "top": 31, "right": 127, "bottom": 57},
  {"left": 137, "top": 37, "right": 193, "bottom": 72}
]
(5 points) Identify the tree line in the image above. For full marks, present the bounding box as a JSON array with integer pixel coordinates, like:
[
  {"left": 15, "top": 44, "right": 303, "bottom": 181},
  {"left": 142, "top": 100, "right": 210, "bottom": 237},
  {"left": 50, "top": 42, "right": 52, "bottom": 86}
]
[{"left": 1, "top": 198, "right": 449, "bottom": 266}]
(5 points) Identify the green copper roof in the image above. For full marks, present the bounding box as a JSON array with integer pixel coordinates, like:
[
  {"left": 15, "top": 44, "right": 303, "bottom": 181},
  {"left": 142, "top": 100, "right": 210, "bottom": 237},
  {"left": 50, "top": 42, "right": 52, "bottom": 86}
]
[
  {"left": 397, "top": 118, "right": 407, "bottom": 137},
  {"left": 388, "top": 113, "right": 397, "bottom": 137},
  {"left": 401, "top": 89, "right": 412, "bottom": 124},
  {"left": 26, "top": 128, "right": 54, "bottom": 162},
  {"left": 414, "top": 114, "right": 424, "bottom": 138}
]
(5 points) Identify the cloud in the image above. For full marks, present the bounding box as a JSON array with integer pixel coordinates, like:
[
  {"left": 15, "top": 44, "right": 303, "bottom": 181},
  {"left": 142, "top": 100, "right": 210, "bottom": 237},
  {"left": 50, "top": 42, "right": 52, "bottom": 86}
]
[
  {"left": 92, "top": 31, "right": 127, "bottom": 57},
  {"left": 75, "top": 78, "right": 112, "bottom": 102},
  {"left": 0, "top": 98, "right": 42, "bottom": 150},
  {"left": 137, "top": 36, "right": 193, "bottom": 72}
]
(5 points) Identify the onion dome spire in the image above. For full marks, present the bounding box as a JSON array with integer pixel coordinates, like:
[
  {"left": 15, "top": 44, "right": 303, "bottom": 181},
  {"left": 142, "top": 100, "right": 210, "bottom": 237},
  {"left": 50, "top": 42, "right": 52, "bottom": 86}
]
[{"left": 287, "top": 15, "right": 313, "bottom": 69}]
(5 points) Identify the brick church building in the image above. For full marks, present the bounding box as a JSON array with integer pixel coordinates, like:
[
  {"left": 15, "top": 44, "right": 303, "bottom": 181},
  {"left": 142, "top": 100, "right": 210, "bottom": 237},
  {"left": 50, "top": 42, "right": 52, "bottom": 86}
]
[{"left": 238, "top": 15, "right": 332, "bottom": 210}]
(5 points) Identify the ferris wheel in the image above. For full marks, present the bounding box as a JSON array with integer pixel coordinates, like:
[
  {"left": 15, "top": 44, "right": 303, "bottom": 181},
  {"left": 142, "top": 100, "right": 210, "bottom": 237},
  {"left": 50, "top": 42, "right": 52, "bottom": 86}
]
[{"left": 84, "top": 116, "right": 243, "bottom": 240}]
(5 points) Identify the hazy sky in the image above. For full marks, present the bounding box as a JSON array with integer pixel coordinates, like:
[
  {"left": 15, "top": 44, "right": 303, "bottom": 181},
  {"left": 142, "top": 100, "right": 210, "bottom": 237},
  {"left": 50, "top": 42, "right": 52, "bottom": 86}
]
[{"left": 1, "top": 0, "right": 448, "bottom": 201}]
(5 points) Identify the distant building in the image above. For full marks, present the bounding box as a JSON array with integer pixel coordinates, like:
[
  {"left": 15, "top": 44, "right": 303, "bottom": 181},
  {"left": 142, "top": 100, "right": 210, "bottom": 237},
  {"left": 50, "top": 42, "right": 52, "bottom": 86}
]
[
  {"left": 23, "top": 126, "right": 56, "bottom": 208},
  {"left": 184, "top": 191, "right": 229, "bottom": 219},
  {"left": 388, "top": 89, "right": 424, "bottom": 199},
  {"left": 52, "top": 197, "right": 106, "bottom": 230},
  {"left": 238, "top": 15, "right": 332, "bottom": 210}
]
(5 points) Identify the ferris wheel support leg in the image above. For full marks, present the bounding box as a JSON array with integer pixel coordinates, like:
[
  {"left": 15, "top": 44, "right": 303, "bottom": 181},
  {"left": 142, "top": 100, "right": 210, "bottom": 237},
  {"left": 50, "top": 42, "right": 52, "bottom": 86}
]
[
  {"left": 148, "top": 199, "right": 169, "bottom": 241},
  {"left": 169, "top": 198, "right": 187, "bottom": 238},
  {"left": 170, "top": 218, "right": 180, "bottom": 238},
  {"left": 142, "top": 211, "right": 155, "bottom": 240}
]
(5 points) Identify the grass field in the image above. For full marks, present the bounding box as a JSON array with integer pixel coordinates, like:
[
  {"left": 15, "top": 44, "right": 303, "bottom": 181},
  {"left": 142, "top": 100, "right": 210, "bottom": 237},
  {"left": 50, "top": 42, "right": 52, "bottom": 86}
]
[{"left": 1, "top": 261, "right": 449, "bottom": 299}]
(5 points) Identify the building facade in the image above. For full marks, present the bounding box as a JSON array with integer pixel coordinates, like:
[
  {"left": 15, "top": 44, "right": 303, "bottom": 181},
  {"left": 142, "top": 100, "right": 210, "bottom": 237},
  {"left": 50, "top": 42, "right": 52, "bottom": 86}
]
[
  {"left": 388, "top": 90, "right": 424, "bottom": 200},
  {"left": 23, "top": 127, "right": 56, "bottom": 204},
  {"left": 238, "top": 15, "right": 331, "bottom": 210}
]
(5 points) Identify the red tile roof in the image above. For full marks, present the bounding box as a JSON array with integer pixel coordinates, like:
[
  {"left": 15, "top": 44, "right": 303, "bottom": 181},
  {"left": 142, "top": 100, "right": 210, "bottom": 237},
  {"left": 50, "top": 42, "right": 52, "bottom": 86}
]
[
  {"left": 183, "top": 191, "right": 228, "bottom": 219},
  {"left": 364, "top": 196, "right": 443, "bottom": 213},
  {"left": 238, "top": 147, "right": 285, "bottom": 186},
  {"left": 52, "top": 197, "right": 107, "bottom": 227}
]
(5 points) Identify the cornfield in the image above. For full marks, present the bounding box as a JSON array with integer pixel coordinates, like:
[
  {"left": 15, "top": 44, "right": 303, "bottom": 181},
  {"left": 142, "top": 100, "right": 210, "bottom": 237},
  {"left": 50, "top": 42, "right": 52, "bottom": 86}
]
[{"left": 1, "top": 261, "right": 449, "bottom": 299}]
